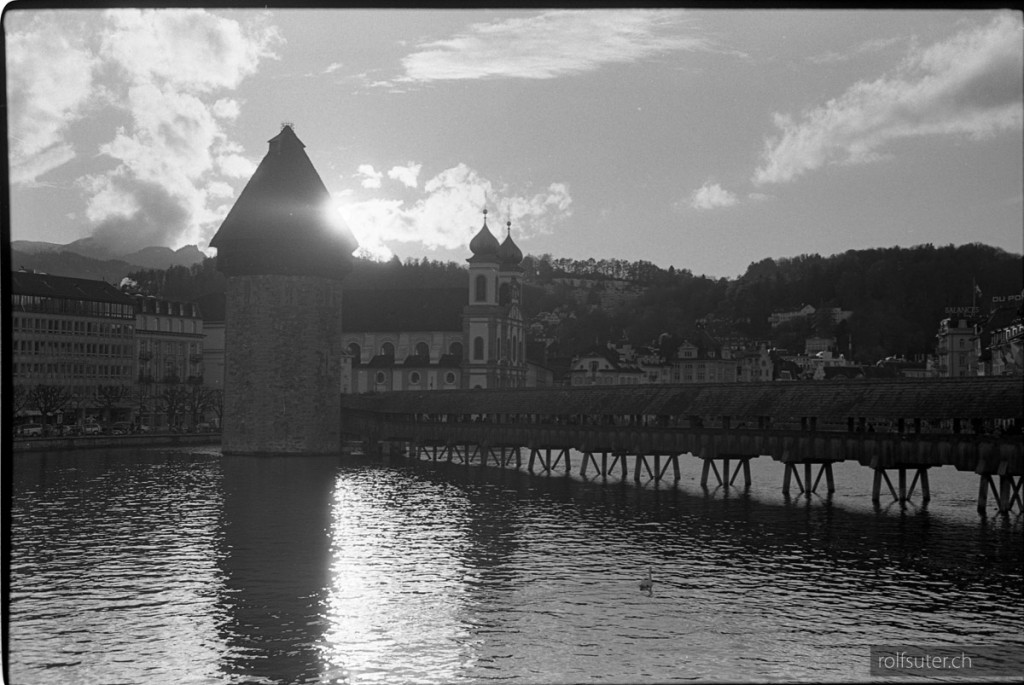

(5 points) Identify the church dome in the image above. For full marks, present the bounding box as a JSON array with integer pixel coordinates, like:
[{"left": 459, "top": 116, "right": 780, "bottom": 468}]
[
  {"left": 498, "top": 221, "right": 523, "bottom": 267},
  {"left": 468, "top": 209, "right": 500, "bottom": 261}
]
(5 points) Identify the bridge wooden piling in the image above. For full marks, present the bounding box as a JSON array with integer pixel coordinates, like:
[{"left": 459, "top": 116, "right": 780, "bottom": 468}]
[
  {"left": 702, "top": 455, "right": 753, "bottom": 489},
  {"left": 978, "top": 473, "right": 1023, "bottom": 515}
]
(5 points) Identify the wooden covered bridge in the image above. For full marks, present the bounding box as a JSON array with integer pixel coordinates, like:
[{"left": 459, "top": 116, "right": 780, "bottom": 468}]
[{"left": 339, "top": 377, "right": 1024, "bottom": 515}]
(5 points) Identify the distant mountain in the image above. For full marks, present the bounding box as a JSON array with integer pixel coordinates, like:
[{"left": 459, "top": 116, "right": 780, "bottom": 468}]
[
  {"left": 11, "top": 249, "right": 142, "bottom": 284},
  {"left": 9, "top": 239, "right": 205, "bottom": 270},
  {"left": 122, "top": 245, "right": 207, "bottom": 269},
  {"left": 8, "top": 240, "right": 65, "bottom": 254},
  {"left": 9, "top": 239, "right": 207, "bottom": 282}
]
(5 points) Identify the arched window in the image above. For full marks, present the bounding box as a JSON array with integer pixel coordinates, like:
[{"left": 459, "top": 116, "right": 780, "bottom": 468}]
[
  {"left": 475, "top": 274, "right": 487, "bottom": 302},
  {"left": 347, "top": 342, "right": 361, "bottom": 364},
  {"left": 415, "top": 341, "right": 429, "bottom": 358},
  {"left": 449, "top": 341, "right": 463, "bottom": 360},
  {"left": 512, "top": 335, "right": 518, "bottom": 362},
  {"left": 473, "top": 336, "right": 485, "bottom": 360},
  {"left": 381, "top": 341, "right": 395, "bottom": 358}
]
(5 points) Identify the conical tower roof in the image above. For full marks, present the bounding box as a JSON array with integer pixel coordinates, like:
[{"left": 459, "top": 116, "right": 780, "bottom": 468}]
[{"left": 210, "top": 125, "right": 358, "bottom": 278}]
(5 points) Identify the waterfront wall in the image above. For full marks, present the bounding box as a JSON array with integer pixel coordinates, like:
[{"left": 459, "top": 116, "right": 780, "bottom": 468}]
[{"left": 12, "top": 433, "right": 221, "bottom": 453}]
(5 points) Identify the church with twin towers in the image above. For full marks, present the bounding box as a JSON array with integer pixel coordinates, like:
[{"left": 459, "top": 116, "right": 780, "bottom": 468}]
[{"left": 210, "top": 124, "right": 529, "bottom": 455}]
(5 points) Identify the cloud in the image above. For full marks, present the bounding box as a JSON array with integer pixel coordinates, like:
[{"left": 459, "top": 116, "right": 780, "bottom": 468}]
[
  {"left": 6, "top": 8, "right": 281, "bottom": 251},
  {"left": 808, "top": 36, "right": 904, "bottom": 65},
  {"left": 357, "top": 164, "right": 384, "bottom": 189},
  {"left": 98, "top": 8, "right": 279, "bottom": 92},
  {"left": 387, "top": 163, "right": 422, "bottom": 188},
  {"left": 83, "top": 176, "right": 192, "bottom": 254},
  {"left": 400, "top": 9, "right": 716, "bottom": 82},
  {"left": 85, "top": 9, "right": 280, "bottom": 250},
  {"left": 754, "top": 13, "right": 1023, "bottom": 185},
  {"left": 335, "top": 163, "right": 572, "bottom": 261},
  {"left": 5, "top": 14, "right": 98, "bottom": 184},
  {"left": 689, "top": 182, "right": 738, "bottom": 210}
]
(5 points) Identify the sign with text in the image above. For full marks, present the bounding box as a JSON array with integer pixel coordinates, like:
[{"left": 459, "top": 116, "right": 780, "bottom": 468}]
[{"left": 944, "top": 306, "right": 980, "bottom": 316}]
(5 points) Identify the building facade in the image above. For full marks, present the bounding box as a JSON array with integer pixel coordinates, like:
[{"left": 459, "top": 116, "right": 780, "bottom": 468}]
[
  {"left": 10, "top": 271, "right": 136, "bottom": 426},
  {"left": 341, "top": 210, "right": 528, "bottom": 392},
  {"left": 132, "top": 294, "right": 206, "bottom": 430},
  {"left": 342, "top": 287, "right": 467, "bottom": 393},
  {"left": 10, "top": 271, "right": 209, "bottom": 430},
  {"left": 935, "top": 316, "right": 979, "bottom": 377}
]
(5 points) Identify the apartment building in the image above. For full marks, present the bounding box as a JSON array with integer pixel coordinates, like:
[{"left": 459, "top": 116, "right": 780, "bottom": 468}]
[
  {"left": 10, "top": 271, "right": 136, "bottom": 424},
  {"left": 10, "top": 270, "right": 206, "bottom": 429}
]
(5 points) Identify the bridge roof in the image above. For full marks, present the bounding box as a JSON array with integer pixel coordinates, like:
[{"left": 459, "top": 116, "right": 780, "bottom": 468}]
[{"left": 340, "top": 377, "right": 1023, "bottom": 420}]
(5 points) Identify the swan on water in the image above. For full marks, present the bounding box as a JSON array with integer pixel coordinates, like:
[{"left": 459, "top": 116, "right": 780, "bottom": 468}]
[{"left": 640, "top": 568, "right": 653, "bottom": 594}]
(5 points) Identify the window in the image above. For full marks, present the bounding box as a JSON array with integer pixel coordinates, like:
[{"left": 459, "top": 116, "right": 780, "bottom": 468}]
[
  {"left": 473, "top": 336, "right": 485, "bottom": 360},
  {"left": 449, "top": 342, "right": 463, "bottom": 360},
  {"left": 375, "top": 371, "right": 387, "bottom": 384},
  {"left": 415, "top": 342, "right": 429, "bottom": 358},
  {"left": 410, "top": 372, "right": 421, "bottom": 384},
  {"left": 445, "top": 372, "right": 456, "bottom": 384},
  {"left": 475, "top": 274, "right": 487, "bottom": 302},
  {"left": 381, "top": 342, "right": 395, "bottom": 358}
]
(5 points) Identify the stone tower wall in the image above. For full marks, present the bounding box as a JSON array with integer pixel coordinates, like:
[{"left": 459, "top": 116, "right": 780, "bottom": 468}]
[{"left": 222, "top": 273, "right": 344, "bottom": 455}]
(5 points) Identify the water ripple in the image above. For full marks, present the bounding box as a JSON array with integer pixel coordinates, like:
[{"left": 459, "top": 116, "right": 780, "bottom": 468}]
[{"left": 7, "top": 450, "right": 1023, "bottom": 684}]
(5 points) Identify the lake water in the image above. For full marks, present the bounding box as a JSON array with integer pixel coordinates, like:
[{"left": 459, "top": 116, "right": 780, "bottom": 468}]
[{"left": 6, "top": 445, "right": 1023, "bottom": 684}]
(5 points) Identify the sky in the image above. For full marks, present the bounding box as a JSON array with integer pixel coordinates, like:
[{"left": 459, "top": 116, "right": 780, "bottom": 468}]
[{"left": 5, "top": 7, "right": 1023, "bottom": 278}]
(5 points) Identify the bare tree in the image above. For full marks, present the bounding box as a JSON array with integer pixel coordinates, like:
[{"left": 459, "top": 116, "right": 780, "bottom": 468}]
[
  {"left": 183, "top": 384, "right": 216, "bottom": 429},
  {"left": 158, "top": 383, "right": 191, "bottom": 430},
  {"left": 27, "top": 385, "right": 71, "bottom": 431},
  {"left": 11, "top": 384, "right": 31, "bottom": 420}
]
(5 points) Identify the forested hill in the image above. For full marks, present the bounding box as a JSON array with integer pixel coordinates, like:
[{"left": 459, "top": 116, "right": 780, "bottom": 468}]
[
  {"left": 114, "top": 242, "right": 1022, "bottom": 363},
  {"left": 718, "top": 243, "right": 1022, "bottom": 360}
]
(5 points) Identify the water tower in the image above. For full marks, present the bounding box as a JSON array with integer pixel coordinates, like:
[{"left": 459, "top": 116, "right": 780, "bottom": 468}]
[{"left": 210, "top": 125, "right": 358, "bottom": 454}]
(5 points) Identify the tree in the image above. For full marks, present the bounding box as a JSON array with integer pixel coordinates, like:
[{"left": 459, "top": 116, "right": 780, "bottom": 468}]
[
  {"left": 27, "top": 385, "right": 70, "bottom": 430},
  {"left": 158, "top": 383, "right": 191, "bottom": 430},
  {"left": 11, "top": 384, "right": 31, "bottom": 419},
  {"left": 183, "top": 385, "right": 217, "bottom": 428}
]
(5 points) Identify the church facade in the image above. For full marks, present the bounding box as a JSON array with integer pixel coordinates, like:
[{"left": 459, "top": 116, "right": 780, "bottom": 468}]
[{"left": 343, "top": 210, "right": 529, "bottom": 392}]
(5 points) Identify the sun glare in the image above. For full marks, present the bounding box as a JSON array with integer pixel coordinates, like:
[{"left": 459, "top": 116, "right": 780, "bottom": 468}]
[{"left": 327, "top": 199, "right": 393, "bottom": 261}]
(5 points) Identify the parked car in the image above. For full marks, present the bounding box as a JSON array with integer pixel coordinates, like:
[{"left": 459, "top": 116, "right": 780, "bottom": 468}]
[
  {"left": 111, "top": 422, "right": 133, "bottom": 435},
  {"left": 17, "top": 423, "right": 43, "bottom": 437},
  {"left": 81, "top": 422, "right": 101, "bottom": 435},
  {"left": 60, "top": 424, "right": 82, "bottom": 436}
]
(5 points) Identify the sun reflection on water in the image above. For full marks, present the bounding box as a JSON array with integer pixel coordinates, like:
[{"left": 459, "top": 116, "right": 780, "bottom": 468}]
[{"left": 320, "top": 470, "right": 480, "bottom": 684}]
